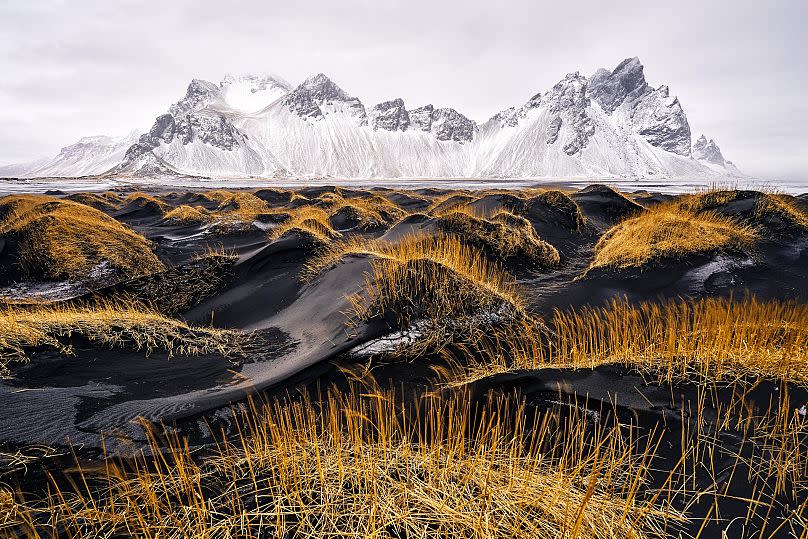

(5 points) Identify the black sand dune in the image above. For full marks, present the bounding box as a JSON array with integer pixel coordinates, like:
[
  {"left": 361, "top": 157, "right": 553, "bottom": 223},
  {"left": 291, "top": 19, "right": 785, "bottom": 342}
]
[{"left": 1, "top": 185, "right": 806, "bottom": 449}]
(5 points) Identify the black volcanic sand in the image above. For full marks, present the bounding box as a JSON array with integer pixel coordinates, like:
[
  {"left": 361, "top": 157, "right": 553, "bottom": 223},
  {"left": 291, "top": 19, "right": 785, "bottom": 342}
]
[{"left": 0, "top": 185, "right": 807, "bottom": 536}]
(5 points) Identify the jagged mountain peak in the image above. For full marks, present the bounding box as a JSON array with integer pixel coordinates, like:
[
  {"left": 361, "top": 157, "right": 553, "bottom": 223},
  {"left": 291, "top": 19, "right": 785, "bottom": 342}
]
[
  {"left": 693, "top": 134, "right": 726, "bottom": 164},
  {"left": 169, "top": 79, "right": 221, "bottom": 117},
  {"left": 588, "top": 56, "right": 649, "bottom": 113},
  {"left": 283, "top": 73, "right": 365, "bottom": 121},
  {"left": 2, "top": 57, "right": 744, "bottom": 180},
  {"left": 369, "top": 98, "right": 410, "bottom": 131}
]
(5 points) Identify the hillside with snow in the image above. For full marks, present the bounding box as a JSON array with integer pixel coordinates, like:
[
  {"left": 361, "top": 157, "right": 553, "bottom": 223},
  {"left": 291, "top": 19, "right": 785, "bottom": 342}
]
[{"left": 1, "top": 60, "right": 743, "bottom": 180}]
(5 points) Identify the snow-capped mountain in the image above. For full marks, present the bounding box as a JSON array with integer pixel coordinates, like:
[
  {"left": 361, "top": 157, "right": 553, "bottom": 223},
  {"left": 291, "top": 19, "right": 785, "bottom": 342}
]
[
  {"left": 0, "top": 131, "right": 141, "bottom": 178},
  {"left": 2, "top": 58, "right": 744, "bottom": 180},
  {"left": 692, "top": 134, "right": 741, "bottom": 174}
]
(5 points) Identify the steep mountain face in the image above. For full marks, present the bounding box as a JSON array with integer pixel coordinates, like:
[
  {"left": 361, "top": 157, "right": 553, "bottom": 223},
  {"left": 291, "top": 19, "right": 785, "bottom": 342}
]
[{"left": 1, "top": 59, "right": 743, "bottom": 180}]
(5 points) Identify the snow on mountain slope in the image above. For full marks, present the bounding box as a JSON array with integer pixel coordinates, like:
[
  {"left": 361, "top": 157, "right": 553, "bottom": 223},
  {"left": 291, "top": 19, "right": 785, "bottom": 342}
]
[
  {"left": 1, "top": 59, "right": 745, "bottom": 180},
  {"left": 0, "top": 132, "right": 141, "bottom": 178},
  {"left": 219, "top": 74, "right": 291, "bottom": 113}
]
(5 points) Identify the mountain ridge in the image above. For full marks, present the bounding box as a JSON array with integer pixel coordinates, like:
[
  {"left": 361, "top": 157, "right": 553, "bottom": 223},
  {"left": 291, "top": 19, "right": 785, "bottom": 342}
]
[{"left": 1, "top": 58, "right": 743, "bottom": 180}]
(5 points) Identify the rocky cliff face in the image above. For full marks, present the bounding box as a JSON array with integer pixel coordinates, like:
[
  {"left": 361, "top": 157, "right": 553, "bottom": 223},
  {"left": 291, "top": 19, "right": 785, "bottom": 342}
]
[
  {"left": 545, "top": 72, "right": 594, "bottom": 155},
  {"left": 283, "top": 74, "right": 366, "bottom": 123},
  {"left": 368, "top": 99, "right": 410, "bottom": 131},
  {"left": 693, "top": 134, "right": 726, "bottom": 164},
  {"left": 587, "top": 57, "right": 691, "bottom": 156}
]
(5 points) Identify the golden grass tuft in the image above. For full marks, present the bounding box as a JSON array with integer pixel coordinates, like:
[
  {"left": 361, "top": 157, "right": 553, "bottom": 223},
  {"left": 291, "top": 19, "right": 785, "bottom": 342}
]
[
  {"left": 441, "top": 296, "right": 808, "bottom": 385},
  {"left": 0, "top": 299, "right": 246, "bottom": 377},
  {"left": 163, "top": 204, "right": 210, "bottom": 224},
  {"left": 3, "top": 389, "right": 682, "bottom": 538},
  {"left": 0, "top": 195, "right": 164, "bottom": 281},
  {"left": 306, "top": 233, "right": 523, "bottom": 351},
  {"left": 436, "top": 207, "right": 560, "bottom": 268},
  {"left": 590, "top": 204, "right": 755, "bottom": 270},
  {"left": 268, "top": 206, "right": 341, "bottom": 242}
]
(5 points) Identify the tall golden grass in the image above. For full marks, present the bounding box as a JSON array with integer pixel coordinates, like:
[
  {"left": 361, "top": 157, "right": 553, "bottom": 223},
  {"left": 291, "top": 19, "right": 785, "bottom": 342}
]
[
  {"left": 0, "top": 195, "right": 164, "bottom": 281},
  {"left": 0, "top": 299, "right": 245, "bottom": 376},
  {"left": 440, "top": 296, "right": 808, "bottom": 385},
  {"left": 2, "top": 389, "right": 684, "bottom": 539}
]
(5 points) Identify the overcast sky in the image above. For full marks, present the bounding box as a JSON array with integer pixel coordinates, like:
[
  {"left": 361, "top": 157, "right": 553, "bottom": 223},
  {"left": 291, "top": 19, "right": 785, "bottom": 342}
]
[{"left": 0, "top": 0, "right": 805, "bottom": 181}]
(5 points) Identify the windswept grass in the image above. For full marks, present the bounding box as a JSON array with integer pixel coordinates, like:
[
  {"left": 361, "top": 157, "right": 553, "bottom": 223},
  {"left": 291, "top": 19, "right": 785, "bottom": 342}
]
[
  {"left": 0, "top": 299, "right": 245, "bottom": 376},
  {"left": 3, "top": 389, "right": 683, "bottom": 539},
  {"left": 441, "top": 296, "right": 808, "bottom": 385},
  {"left": 436, "top": 207, "right": 560, "bottom": 268},
  {"left": 268, "top": 206, "right": 341, "bottom": 242},
  {"left": 0, "top": 195, "right": 164, "bottom": 282},
  {"left": 590, "top": 205, "right": 755, "bottom": 270}
]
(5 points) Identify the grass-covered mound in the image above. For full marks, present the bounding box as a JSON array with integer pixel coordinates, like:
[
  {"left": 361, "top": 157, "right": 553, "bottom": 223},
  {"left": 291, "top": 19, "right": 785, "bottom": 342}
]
[
  {"left": 162, "top": 190, "right": 272, "bottom": 231},
  {"left": 268, "top": 206, "right": 342, "bottom": 243},
  {"left": 435, "top": 208, "right": 560, "bottom": 269},
  {"left": 322, "top": 192, "right": 406, "bottom": 230},
  {"left": 0, "top": 299, "right": 244, "bottom": 377},
  {"left": 590, "top": 203, "right": 755, "bottom": 270},
  {"left": 0, "top": 195, "right": 164, "bottom": 283},
  {"left": 678, "top": 189, "right": 808, "bottom": 234},
  {"left": 306, "top": 233, "right": 524, "bottom": 354},
  {"left": 65, "top": 191, "right": 123, "bottom": 212}
]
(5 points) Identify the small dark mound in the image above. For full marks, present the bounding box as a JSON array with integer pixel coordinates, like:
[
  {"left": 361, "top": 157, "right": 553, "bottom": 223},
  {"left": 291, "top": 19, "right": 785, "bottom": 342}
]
[
  {"left": 430, "top": 194, "right": 476, "bottom": 214},
  {"left": 254, "top": 188, "right": 293, "bottom": 206},
  {"left": 380, "top": 191, "right": 432, "bottom": 213},
  {"left": 466, "top": 193, "right": 526, "bottom": 215},
  {"left": 570, "top": 184, "right": 645, "bottom": 231},
  {"left": 88, "top": 253, "right": 237, "bottom": 315}
]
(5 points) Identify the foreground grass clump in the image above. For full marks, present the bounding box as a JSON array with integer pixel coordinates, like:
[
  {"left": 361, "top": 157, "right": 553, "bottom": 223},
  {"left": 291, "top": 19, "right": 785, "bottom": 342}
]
[
  {"left": 590, "top": 204, "right": 755, "bottom": 270},
  {"left": 436, "top": 207, "right": 560, "bottom": 268},
  {"left": 0, "top": 195, "right": 164, "bottom": 282},
  {"left": 3, "top": 390, "right": 680, "bottom": 538},
  {"left": 443, "top": 296, "right": 808, "bottom": 385},
  {"left": 0, "top": 300, "right": 245, "bottom": 376}
]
